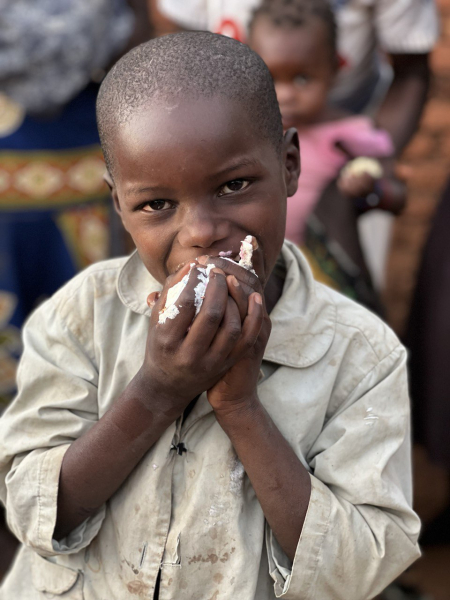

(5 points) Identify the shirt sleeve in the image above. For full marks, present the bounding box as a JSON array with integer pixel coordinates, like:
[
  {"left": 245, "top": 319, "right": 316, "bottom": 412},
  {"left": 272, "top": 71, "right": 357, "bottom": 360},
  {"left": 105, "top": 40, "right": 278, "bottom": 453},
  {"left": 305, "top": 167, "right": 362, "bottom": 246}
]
[
  {"left": 266, "top": 344, "right": 421, "bottom": 600},
  {"left": 0, "top": 298, "right": 105, "bottom": 558},
  {"left": 157, "top": 0, "right": 209, "bottom": 30},
  {"left": 374, "top": 0, "right": 439, "bottom": 54}
]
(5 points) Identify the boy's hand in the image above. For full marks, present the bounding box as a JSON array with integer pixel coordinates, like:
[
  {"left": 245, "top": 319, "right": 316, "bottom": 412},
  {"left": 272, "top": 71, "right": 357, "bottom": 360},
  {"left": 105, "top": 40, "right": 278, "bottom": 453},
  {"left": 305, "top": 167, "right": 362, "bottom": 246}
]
[
  {"left": 138, "top": 261, "right": 264, "bottom": 421},
  {"left": 337, "top": 156, "right": 408, "bottom": 215},
  {"left": 337, "top": 171, "right": 377, "bottom": 199},
  {"left": 196, "top": 256, "right": 271, "bottom": 416}
]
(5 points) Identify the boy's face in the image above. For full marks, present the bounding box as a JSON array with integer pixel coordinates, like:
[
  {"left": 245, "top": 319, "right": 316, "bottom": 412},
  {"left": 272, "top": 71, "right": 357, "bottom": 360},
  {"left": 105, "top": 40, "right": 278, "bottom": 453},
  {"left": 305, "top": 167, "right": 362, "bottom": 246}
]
[
  {"left": 110, "top": 96, "right": 300, "bottom": 287},
  {"left": 249, "top": 17, "right": 336, "bottom": 129}
]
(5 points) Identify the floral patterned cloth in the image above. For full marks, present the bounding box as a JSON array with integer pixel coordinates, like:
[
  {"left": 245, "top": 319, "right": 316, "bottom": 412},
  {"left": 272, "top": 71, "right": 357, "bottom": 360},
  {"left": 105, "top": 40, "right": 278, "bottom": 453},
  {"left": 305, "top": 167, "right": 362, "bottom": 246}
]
[
  {"left": 0, "top": 292, "right": 21, "bottom": 411},
  {"left": 0, "top": 83, "right": 113, "bottom": 409},
  {"left": 0, "top": 0, "right": 133, "bottom": 114}
]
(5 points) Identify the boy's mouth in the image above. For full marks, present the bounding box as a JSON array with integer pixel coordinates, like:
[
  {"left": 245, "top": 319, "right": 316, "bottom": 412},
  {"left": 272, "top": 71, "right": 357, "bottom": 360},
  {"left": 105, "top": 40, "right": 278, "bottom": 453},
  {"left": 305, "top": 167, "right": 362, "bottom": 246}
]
[
  {"left": 159, "top": 236, "right": 258, "bottom": 324},
  {"left": 173, "top": 236, "right": 258, "bottom": 274}
]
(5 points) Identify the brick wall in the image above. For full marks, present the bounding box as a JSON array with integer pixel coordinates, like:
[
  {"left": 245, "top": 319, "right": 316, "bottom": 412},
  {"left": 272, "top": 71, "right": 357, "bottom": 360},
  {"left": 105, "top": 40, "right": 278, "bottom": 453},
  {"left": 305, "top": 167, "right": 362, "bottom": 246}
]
[{"left": 384, "top": 0, "right": 450, "bottom": 334}]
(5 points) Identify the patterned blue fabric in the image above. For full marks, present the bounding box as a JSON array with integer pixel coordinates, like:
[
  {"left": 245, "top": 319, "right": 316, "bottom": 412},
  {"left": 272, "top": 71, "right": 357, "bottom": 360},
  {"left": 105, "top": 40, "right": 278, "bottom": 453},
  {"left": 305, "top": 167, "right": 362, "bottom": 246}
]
[
  {"left": 0, "top": 83, "right": 112, "bottom": 405},
  {"left": 0, "top": 0, "right": 133, "bottom": 114},
  {"left": 0, "top": 212, "right": 77, "bottom": 328},
  {"left": 0, "top": 2, "right": 133, "bottom": 405},
  {"left": 0, "top": 84, "right": 101, "bottom": 151},
  {"left": 0, "top": 83, "right": 104, "bottom": 322}
]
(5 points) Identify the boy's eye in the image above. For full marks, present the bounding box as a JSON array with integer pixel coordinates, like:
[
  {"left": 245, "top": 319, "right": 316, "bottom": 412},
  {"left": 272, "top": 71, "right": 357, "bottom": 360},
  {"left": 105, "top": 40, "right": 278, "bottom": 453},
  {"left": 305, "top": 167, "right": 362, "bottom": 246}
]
[
  {"left": 141, "top": 200, "right": 172, "bottom": 212},
  {"left": 294, "top": 75, "right": 309, "bottom": 88},
  {"left": 219, "top": 179, "right": 250, "bottom": 196}
]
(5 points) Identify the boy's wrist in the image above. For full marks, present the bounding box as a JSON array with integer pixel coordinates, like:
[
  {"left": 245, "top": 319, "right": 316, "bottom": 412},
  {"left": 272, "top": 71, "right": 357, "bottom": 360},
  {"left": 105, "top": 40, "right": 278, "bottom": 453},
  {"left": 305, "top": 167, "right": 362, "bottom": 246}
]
[
  {"left": 125, "top": 367, "right": 187, "bottom": 427},
  {"left": 212, "top": 393, "right": 262, "bottom": 432}
]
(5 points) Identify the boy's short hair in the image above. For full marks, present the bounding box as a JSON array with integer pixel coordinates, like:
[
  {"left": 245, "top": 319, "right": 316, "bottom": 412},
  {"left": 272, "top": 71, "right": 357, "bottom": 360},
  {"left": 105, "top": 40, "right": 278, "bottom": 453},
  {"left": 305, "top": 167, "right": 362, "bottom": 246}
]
[
  {"left": 249, "top": 0, "right": 338, "bottom": 61},
  {"left": 97, "top": 32, "right": 283, "bottom": 177}
]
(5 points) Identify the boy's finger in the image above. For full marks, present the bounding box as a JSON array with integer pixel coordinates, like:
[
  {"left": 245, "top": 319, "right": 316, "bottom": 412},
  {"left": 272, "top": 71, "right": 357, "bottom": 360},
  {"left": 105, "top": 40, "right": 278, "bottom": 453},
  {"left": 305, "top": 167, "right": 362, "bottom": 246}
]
[
  {"left": 184, "top": 269, "right": 229, "bottom": 353},
  {"left": 152, "top": 261, "right": 194, "bottom": 319},
  {"left": 226, "top": 275, "right": 248, "bottom": 322},
  {"left": 230, "top": 293, "right": 264, "bottom": 360},
  {"left": 147, "top": 291, "right": 161, "bottom": 309},
  {"left": 208, "top": 295, "right": 242, "bottom": 359},
  {"left": 155, "top": 265, "right": 199, "bottom": 333},
  {"left": 200, "top": 256, "right": 262, "bottom": 295}
]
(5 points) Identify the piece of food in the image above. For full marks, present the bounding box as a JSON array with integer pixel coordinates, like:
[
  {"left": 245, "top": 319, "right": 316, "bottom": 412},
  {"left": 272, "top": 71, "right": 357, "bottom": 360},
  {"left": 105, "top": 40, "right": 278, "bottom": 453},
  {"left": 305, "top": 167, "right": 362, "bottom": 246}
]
[
  {"left": 341, "top": 157, "right": 383, "bottom": 180},
  {"left": 158, "top": 265, "right": 194, "bottom": 324},
  {"left": 238, "top": 235, "right": 258, "bottom": 270},
  {"left": 158, "top": 263, "right": 216, "bottom": 324},
  {"left": 193, "top": 264, "right": 216, "bottom": 315},
  {"left": 157, "top": 235, "right": 258, "bottom": 324}
]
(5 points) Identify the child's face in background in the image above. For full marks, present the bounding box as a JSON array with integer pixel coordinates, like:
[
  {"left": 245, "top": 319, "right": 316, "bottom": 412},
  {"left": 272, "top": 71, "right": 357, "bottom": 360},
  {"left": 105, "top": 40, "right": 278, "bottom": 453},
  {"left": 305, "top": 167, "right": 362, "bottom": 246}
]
[
  {"left": 250, "top": 16, "right": 337, "bottom": 129},
  {"left": 110, "top": 96, "right": 300, "bottom": 287}
]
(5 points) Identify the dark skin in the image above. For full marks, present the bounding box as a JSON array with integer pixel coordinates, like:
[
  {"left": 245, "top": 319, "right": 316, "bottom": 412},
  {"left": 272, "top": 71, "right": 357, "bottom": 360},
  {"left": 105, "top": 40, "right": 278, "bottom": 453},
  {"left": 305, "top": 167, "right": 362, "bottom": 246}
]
[
  {"left": 55, "top": 96, "right": 311, "bottom": 562},
  {"left": 377, "top": 53, "right": 430, "bottom": 156}
]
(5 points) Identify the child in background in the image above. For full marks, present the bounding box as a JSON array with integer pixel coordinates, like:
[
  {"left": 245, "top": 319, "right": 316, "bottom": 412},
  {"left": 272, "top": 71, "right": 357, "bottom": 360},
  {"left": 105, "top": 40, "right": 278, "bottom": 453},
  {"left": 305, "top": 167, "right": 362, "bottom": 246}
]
[
  {"left": 248, "top": 0, "right": 406, "bottom": 246},
  {"left": 0, "top": 33, "right": 419, "bottom": 599}
]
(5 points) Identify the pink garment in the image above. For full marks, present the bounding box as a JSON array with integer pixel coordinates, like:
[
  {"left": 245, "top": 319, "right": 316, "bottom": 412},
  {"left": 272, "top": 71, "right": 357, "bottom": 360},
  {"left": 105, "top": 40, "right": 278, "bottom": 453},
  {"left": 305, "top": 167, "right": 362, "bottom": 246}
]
[{"left": 286, "top": 116, "right": 394, "bottom": 244}]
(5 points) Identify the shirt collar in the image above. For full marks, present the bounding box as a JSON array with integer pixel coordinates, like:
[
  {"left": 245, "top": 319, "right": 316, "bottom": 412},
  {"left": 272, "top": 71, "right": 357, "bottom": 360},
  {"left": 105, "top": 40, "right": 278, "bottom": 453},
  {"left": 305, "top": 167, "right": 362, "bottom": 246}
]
[
  {"left": 117, "top": 240, "right": 336, "bottom": 368},
  {"left": 264, "top": 241, "right": 336, "bottom": 368},
  {"left": 117, "top": 250, "right": 162, "bottom": 318}
]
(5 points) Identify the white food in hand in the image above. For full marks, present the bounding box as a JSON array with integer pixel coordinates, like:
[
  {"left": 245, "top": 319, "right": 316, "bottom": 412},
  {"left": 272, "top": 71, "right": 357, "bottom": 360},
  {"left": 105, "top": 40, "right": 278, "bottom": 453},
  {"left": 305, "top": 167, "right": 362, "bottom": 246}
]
[
  {"left": 341, "top": 157, "right": 383, "bottom": 179},
  {"left": 158, "top": 263, "right": 216, "bottom": 324},
  {"left": 193, "top": 264, "right": 216, "bottom": 315},
  {"left": 158, "top": 264, "right": 194, "bottom": 324},
  {"left": 238, "top": 235, "right": 258, "bottom": 270},
  {"left": 157, "top": 235, "right": 258, "bottom": 324}
]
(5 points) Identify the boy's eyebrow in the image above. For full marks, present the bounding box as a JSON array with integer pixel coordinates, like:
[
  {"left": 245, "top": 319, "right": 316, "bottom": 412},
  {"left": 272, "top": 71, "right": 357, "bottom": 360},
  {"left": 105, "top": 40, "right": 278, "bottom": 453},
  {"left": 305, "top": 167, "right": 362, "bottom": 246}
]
[
  {"left": 212, "top": 158, "right": 262, "bottom": 179},
  {"left": 125, "top": 184, "right": 176, "bottom": 196},
  {"left": 125, "top": 158, "right": 264, "bottom": 196}
]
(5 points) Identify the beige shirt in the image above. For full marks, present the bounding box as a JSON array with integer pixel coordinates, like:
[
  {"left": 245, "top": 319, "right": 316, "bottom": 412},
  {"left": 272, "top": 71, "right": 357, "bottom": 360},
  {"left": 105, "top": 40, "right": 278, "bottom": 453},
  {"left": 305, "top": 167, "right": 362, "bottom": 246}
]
[{"left": 0, "top": 241, "right": 420, "bottom": 600}]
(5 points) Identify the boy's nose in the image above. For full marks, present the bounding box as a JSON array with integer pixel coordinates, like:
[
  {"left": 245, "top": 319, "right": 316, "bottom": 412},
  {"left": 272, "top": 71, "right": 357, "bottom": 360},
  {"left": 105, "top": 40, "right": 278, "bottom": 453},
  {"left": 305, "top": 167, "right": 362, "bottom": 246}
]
[{"left": 177, "top": 209, "right": 229, "bottom": 249}]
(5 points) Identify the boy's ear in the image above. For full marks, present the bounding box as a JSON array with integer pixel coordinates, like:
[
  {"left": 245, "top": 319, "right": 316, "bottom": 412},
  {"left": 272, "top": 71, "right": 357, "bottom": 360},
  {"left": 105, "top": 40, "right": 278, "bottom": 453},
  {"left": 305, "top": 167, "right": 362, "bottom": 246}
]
[
  {"left": 103, "top": 171, "right": 122, "bottom": 217},
  {"left": 282, "top": 128, "right": 301, "bottom": 197}
]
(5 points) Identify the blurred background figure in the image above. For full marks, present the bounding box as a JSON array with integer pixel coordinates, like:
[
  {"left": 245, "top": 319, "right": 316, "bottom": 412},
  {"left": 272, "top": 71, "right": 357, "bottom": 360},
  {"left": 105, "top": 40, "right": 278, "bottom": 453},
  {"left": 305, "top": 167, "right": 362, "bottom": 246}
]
[
  {"left": 399, "top": 177, "right": 450, "bottom": 599},
  {"left": 248, "top": 0, "right": 405, "bottom": 315},
  {"left": 0, "top": 0, "right": 150, "bottom": 577},
  {"left": 407, "top": 178, "right": 450, "bottom": 484},
  {"left": 151, "top": 0, "right": 438, "bottom": 290}
]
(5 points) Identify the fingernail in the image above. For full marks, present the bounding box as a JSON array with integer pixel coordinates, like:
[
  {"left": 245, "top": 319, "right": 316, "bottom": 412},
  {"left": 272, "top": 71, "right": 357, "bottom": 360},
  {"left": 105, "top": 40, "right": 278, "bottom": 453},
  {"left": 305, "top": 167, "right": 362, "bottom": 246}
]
[
  {"left": 212, "top": 268, "right": 225, "bottom": 276},
  {"left": 147, "top": 291, "right": 160, "bottom": 308},
  {"left": 255, "top": 293, "right": 263, "bottom": 305},
  {"left": 231, "top": 275, "right": 239, "bottom": 287},
  {"left": 197, "top": 255, "right": 209, "bottom": 265}
]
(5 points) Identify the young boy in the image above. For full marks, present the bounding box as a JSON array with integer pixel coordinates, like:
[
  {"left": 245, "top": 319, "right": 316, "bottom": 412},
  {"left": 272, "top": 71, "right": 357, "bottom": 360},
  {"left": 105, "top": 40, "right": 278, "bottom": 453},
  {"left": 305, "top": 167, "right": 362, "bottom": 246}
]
[{"left": 0, "top": 33, "right": 419, "bottom": 600}]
